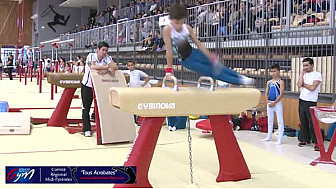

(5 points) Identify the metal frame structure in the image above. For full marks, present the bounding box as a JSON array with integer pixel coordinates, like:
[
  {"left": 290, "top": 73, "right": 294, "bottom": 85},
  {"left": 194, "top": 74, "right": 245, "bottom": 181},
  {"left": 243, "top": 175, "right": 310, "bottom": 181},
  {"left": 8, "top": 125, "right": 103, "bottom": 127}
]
[{"left": 16, "top": 0, "right": 25, "bottom": 82}]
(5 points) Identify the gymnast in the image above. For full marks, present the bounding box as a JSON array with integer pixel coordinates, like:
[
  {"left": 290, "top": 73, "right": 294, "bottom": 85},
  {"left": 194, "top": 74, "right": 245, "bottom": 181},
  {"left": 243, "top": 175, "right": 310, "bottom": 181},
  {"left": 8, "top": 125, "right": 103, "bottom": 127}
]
[{"left": 163, "top": 3, "right": 254, "bottom": 86}]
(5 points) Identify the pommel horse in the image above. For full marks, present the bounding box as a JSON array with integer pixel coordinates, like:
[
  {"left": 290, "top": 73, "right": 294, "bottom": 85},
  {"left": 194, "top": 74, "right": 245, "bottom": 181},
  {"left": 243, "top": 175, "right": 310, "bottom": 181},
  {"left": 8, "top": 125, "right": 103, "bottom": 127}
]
[
  {"left": 47, "top": 73, "right": 84, "bottom": 127},
  {"left": 109, "top": 76, "right": 261, "bottom": 187},
  {"left": 47, "top": 71, "right": 136, "bottom": 145}
]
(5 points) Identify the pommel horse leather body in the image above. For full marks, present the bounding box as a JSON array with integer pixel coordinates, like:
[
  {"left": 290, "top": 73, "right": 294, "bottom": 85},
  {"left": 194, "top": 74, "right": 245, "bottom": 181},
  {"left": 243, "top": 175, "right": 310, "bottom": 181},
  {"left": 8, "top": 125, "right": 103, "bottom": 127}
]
[
  {"left": 47, "top": 73, "right": 83, "bottom": 88},
  {"left": 110, "top": 87, "right": 260, "bottom": 116},
  {"left": 109, "top": 79, "right": 261, "bottom": 187}
]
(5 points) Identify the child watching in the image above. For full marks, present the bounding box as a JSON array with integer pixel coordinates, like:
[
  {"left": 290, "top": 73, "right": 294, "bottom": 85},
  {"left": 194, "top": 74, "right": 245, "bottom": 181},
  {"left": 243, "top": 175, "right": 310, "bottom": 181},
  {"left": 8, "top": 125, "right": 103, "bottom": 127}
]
[
  {"left": 64, "top": 62, "right": 71, "bottom": 74},
  {"left": 122, "top": 61, "right": 150, "bottom": 88},
  {"left": 261, "top": 64, "right": 285, "bottom": 145},
  {"left": 72, "top": 61, "right": 79, "bottom": 73},
  {"left": 78, "top": 61, "right": 85, "bottom": 73},
  {"left": 122, "top": 61, "right": 151, "bottom": 124}
]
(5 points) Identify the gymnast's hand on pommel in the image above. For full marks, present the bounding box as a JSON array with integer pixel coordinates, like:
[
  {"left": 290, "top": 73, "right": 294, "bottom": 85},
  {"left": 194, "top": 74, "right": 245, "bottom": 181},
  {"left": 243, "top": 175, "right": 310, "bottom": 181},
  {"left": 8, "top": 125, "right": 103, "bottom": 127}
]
[{"left": 165, "top": 67, "right": 174, "bottom": 80}]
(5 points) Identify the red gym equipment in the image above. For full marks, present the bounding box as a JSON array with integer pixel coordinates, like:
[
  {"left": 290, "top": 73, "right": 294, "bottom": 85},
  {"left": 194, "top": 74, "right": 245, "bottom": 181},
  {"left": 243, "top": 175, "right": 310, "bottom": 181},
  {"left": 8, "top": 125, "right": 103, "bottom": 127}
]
[{"left": 309, "top": 106, "right": 336, "bottom": 166}]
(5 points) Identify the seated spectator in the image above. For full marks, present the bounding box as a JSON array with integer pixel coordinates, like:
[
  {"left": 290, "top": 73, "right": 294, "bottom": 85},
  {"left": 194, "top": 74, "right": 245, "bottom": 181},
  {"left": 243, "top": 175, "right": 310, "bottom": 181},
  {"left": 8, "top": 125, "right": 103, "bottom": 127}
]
[
  {"left": 267, "top": 0, "right": 281, "bottom": 19},
  {"left": 150, "top": 0, "right": 158, "bottom": 13},
  {"left": 217, "top": 6, "right": 229, "bottom": 37},
  {"left": 110, "top": 15, "right": 117, "bottom": 24},
  {"left": 27, "top": 57, "right": 33, "bottom": 76},
  {"left": 233, "top": 2, "right": 254, "bottom": 38},
  {"left": 45, "top": 59, "right": 52, "bottom": 73},
  {"left": 78, "top": 61, "right": 85, "bottom": 73},
  {"left": 157, "top": 6, "right": 164, "bottom": 14},
  {"left": 58, "top": 57, "right": 65, "bottom": 73},
  {"left": 111, "top": 5, "right": 117, "bottom": 18},
  {"left": 227, "top": 3, "right": 240, "bottom": 36},
  {"left": 118, "top": 25, "right": 126, "bottom": 43},
  {"left": 33, "top": 58, "right": 38, "bottom": 77},
  {"left": 76, "top": 55, "right": 81, "bottom": 64},
  {"left": 64, "top": 62, "right": 71, "bottom": 74},
  {"left": 299, "top": 14, "right": 324, "bottom": 26},
  {"left": 153, "top": 31, "right": 165, "bottom": 52},
  {"left": 303, "top": 0, "right": 329, "bottom": 13},
  {"left": 72, "top": 61, "right": 79, "bottom": 73},
  {"left": 140, "top": 33, "right": 154, "bottom": 51}
]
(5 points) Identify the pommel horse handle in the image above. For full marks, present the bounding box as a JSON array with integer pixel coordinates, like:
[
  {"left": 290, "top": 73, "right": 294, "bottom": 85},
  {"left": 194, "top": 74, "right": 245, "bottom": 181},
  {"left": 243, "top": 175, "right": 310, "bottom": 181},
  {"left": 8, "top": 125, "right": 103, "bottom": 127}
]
[
  {"left": 197, "top": 76, "right": 215, "bottom": 91},
  {"left": 162, "top": 76, "right": 178, "bottom": 91}
]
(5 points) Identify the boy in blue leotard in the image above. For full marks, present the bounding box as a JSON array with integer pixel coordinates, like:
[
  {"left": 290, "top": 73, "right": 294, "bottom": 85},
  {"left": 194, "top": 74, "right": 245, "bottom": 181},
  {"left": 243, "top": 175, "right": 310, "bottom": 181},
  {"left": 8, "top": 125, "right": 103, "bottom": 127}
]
[{"left": 261, "top": 64, "right": 285, "bottom": 145}]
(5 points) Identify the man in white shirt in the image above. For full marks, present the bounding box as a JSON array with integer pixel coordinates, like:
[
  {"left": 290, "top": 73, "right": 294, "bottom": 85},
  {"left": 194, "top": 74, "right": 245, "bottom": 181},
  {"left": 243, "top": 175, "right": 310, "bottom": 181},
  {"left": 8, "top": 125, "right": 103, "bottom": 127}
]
[
  {"left": 297, "top": 57, "right": 322, "bottom": 151},
  {"left": 81, "top": 41, "right": 118, "bottom": 137}
]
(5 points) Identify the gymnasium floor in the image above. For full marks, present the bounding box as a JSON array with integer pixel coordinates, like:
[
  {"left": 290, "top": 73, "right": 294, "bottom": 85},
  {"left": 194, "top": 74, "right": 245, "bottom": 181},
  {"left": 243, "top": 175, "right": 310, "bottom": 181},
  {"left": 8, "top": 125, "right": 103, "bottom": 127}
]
[{"left": 0, "top": 77, "right": 336, "bottom": 188}]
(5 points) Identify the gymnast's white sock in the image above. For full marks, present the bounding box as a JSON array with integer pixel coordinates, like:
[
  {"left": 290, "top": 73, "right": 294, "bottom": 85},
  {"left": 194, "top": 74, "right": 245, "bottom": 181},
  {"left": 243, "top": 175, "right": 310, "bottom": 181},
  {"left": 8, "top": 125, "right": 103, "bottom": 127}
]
[{"left": 240, "top": 75, "right": 255, "bottom": 85}]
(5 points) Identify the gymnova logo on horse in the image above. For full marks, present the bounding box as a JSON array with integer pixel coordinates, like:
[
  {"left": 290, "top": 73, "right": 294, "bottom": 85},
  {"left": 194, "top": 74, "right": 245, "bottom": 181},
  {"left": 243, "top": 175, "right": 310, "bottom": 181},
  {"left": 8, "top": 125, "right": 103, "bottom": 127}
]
[
  {"left": 137, "top": 103, "right": 176, "bottom": 110},
  {"left": 60, "top": 80, "right": 80, "bottom": 84}
]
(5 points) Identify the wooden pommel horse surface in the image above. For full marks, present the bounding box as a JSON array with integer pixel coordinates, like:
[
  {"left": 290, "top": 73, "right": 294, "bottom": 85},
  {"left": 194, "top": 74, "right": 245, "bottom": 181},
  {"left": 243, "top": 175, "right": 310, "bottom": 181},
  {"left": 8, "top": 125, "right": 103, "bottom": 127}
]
[
  {"left": 47, "top": 73, "right": 84, "bottom": 88},
  {"left": 46, "top": 73, "right": 84, "bottom": 128},
  {"left": 109, "top": 76, "right": 261, "bottom": 188}
]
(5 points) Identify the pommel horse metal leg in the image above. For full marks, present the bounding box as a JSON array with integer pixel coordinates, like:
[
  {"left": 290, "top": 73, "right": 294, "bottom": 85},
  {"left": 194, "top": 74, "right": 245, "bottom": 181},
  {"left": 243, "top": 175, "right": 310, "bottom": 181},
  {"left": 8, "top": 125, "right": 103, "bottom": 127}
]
[
  {"left": 47, "top": 88, "right": 76, "bottom": 127},
  {"left": 46, "top": 73, "right": 84, "bottom": 127},
  {"left": 309, "top": 107, "right": 336, "bottom": 166},
  {"left": 114, "top": 115, "right": 250, "bottom": 188},
  {"left": 209, "top": 115, "right": 251, "bottom": 181},
  {"left": 114, "top": 117, "right": 166, "bottom": 188}
]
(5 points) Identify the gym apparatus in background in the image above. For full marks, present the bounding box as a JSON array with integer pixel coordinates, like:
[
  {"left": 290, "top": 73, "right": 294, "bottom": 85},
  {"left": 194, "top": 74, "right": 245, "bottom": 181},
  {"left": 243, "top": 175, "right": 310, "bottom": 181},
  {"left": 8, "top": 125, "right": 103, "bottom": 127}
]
[{"left": 310, "top": 106, "right": 336, "bottom": 166}]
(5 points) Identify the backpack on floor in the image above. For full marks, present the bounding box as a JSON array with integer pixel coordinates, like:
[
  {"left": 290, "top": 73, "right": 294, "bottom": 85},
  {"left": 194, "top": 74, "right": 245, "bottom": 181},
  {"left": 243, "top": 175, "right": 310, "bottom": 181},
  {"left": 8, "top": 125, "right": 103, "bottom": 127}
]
[
  {"left": 284, "top": 125, "right": 297, "bottom": 137},
  {"left": 258, "top": 116, "right": 269, "bottom": 133},
  {"left": 232, "top": 117, "right": 242, "bottom": 130},
  {"left": 240, "top": 114, "right": 254, "bottom": 130}
]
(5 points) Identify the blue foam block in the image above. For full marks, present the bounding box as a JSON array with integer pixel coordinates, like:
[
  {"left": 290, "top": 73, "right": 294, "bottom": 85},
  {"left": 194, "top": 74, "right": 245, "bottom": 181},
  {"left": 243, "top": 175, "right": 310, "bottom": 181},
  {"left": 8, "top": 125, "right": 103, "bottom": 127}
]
[{"left": 0, "top": 101, "right": 9, "bottom": 112}]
